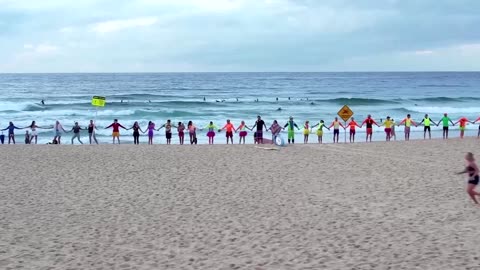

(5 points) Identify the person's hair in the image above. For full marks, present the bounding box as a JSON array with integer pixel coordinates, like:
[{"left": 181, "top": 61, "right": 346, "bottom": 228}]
[
  {"left": 466, "top": 152, "right": 475, "bottom": 161},
  {"left": 114, "top": 119, "right": 118, "bottom": 121},
  {"left": 188, "top": 121, "right": 193, "bottom": 126},
  {"left": 30, "top": 121, "right": 35, "bottom": 127},
  {"left": 178, "top": 122, "right": 182, "bottom": 126}
]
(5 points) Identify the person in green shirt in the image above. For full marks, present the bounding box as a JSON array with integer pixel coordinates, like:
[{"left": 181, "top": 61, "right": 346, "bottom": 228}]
[
  {"left": 418, "top": 114, "right": 436, "bottom": 140},
  {"left": 437, "top": 113, "right": 455, "bottom": 139}
]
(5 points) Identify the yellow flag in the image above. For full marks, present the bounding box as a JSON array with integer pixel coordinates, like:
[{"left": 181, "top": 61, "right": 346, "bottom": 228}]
[{"left": 92, "top": 96, "right": 106, "bottom": 107}]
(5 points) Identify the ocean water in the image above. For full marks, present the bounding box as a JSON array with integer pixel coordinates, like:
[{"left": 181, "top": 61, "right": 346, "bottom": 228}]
[{"left": 0, "top": 72, "right": 479, "bottom": 144}]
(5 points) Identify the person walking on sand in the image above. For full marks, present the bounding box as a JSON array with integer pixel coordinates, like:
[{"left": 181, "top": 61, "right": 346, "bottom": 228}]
[
  {"left": 187, "top": 121, "right": 197, "bottom": 145},
  {"left": 329, "top": 117, "right": 345, "bottom": 143},
  {"left": 252, "top": 115, "right": 268, "bottom": 144},
  {"left": 438, "top": 113, "right": 455, "bottom": 139},
  {"left": 54, "top": 120, "right": 67, "bottom": 144},
  {"left": 283, "top": 116, "right": 300, "bottom": 144},
  {"left": 235, "top": 121, "right": 251, "bottom": 144},
  {"left": 361, "top": 115, "right": 379, "bottom": 142},
  {"left": 398, "top": 114, "right": 417, "bottom": 141},
  {"left": 144, "top": 121, "right": 156, "bottom": 145},
  {"left": 303, "top": 120, "right": 311, "bottom": 144},
  {"left": 158, "top": 120, "right": 176, "bottom": 145},
  {"left": 418, "top": 114, "right": 436, "bottom": 140},
  {"left": 1, "top": 122, "right": 23, "bottom": 144},
  {"left": 457, "top": 152, "right": 480, "bottom": 204},
  {"left": 268, "top": 120, "right": 282, "bottom": 144},
  {"left": 105, "top": 119, "right": 127, "bottom": 144},
  {"left": 381, "top": 116, "right": 394, "bottom": 141},
  {"left": 204, "top": 121, "right": 218, "bottom": 145},
  {"left": 128, "top": 121, "right": 143, "bottom": 145},
  {"left": 177, "top": 122, "right": 185, "bottom": 145},
  {"left": 347, "top": 117, "right": 361, "bottom": 143},
  {"left": 221, "top": 119, "right": 235, "bottom": 144},
  {"left": 68, "top": 122, "right": 84, "bottom": 144},
  {"left": 454, "top": 117, "right": 470, "bottom": 139},
  {"left": 88, "top": 120, "right": 99, "bottom": 144},
  {"left": 311, "top": 120, "right": 329, "bottom": 144}
]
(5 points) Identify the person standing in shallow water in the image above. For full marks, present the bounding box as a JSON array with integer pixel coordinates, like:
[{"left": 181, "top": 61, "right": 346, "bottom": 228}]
[
  {"left": 105, "top": 119, "right": 127, "bottom": 144},
  {"left": 177, "top": 122, "right": 185, "bottom": 145},
  {"left": 457, "top": 152, "right": 480, "bottom": 204},
  {"left": 158, "top": 119, "right": 176, "bottom": 145},
  {"left": 54, "top": 121, "right": 67, "bottom": 144},
  {"left": 128, "top": 121, "right": 143, "bottom": 145},
  {"left": 347, "top": 117, "right": 361, "bottom": 143},
  {"left": 361, "top": 115, "right": 379, "bottom": 142},
  {"left": 283, "top": 116, "right": 300, "bottom": 144},
  {"left": 204, "top": 121, "right": 218, "bottom": 145},
  {"left": 438, "top": 113, "right": 455, "bottom": 139},
  {"left": 418, "top": 114, "right": 436, "bottom": 140},
  {"left": 221, "top": 119, "right": 235, "bottom": 144},
  {"left": 235, "top": 121, "right": 250, "bottom": 144},
  {"left": 88, "top": 120, "right": 98, "bottom": 144},
  {"left": 329, "top": 117, "right": 345, "bottom": 143},
  {"left": 252, "top": 116, "right": 267, "bottom": 144},
  {"left": 1, "top": 122, "right": 22, "bottom": 144},
  {"left": 69, "top": 122, "right": 84, "bottom": 145},
  {"left": 187, "top": 121, "right": 197, "bottom": 145},
  {"left": 399, "top": 114, "right": 417, "bottom": 141},
  {"left": 144, "top": 121, "right": 156, "bottom": 145},
  {"left": 311, "top": 120, "right": 329, "bottom": 144}
]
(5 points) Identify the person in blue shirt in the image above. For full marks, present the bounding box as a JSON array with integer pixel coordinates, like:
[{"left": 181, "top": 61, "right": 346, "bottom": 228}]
[{"left": 1, "top": 122, "right": 23, "bottom": 144}]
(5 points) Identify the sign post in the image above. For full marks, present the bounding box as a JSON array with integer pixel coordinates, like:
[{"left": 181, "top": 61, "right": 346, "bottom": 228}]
[
  {"left": 91, "top": 96, "right": 106, "bottom": 121},
  {"left": 337, "top": 105, "right": 354, "bottom": 144}
]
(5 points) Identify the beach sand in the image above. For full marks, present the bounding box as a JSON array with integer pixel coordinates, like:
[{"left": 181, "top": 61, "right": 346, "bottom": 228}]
[{"left": 1, "top": 139, "right": 479, "bottom": 270}]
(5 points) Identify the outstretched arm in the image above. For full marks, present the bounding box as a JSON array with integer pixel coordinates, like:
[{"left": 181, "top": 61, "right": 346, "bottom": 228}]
[
  {"left": 119, "top": 124, "right": 127, "bottom": 130},
  {"left": 105, "top": 123, "right": 113, "bottom": 129}
]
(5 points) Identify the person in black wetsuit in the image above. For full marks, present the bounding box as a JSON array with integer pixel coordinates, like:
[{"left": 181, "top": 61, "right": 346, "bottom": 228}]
[
  {"left": 457, "top": 152, "right": 480, "bottom": 204},
  {"left": 88, "top": 120, "right": 98, "bottom": 144},
  {"left": 128, "top": 121, "right": 143, "bottom": 145}
]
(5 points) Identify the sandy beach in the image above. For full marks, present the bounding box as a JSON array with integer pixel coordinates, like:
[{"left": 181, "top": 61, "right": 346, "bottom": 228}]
[{"left": 1, "top": 139, "right": 480, "bottom": 270}]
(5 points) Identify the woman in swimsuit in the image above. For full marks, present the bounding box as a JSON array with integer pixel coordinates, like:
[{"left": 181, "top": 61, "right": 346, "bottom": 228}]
[
  {"left": 1, "top": 122, "right": 23, "bottom": 144},
  {"left": 88, "top": 120, "right": 99, "bottom": 144},
  {"left": 144, "top": 121, "right": 156, "bottom": 145},
  {"left": 457, "top": 152, "right": 480, "bottom": 204},
  {"left": 235, "top": 121, "right": 250, "bottom": 144},
  {"left": 129, "top": 121, "right": 143, "bottom": 145},
  {"left": 177, "top": 122, "right": 185, "bottom": 145},
  {"left": 187, "top": 121, "right": 197, "bottom": 145},
  {"left": 54, "top": 121, "right": 67, "bottom": 144}
]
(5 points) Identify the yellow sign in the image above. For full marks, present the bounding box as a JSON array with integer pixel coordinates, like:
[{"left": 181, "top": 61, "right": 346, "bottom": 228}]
[
  {"left": 337, "top": 105, "right": 354, "bottom": 122},
  {"left": 92, "top": 96, "right": 106, "bottom": 107}
]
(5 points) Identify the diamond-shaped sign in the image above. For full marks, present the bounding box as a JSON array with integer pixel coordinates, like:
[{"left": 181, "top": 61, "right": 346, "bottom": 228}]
[{"left": 337, "top": 105, "right": 354, "bottom": 122}]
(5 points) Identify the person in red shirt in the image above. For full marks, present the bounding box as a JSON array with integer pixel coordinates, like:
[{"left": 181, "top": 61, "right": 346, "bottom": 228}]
[
  {"left": 105, "top": 119, "right": 127, "bottom": 144},
  {"left": 347, "top": 117, "right": 361, "bottom": 143},
  {"left": 361, "top": 115, "right": 380, "bottom": 142},
  {"left": 222, "top": 119, "right": 235, "bottom": 144},
  {"left": 454, "top": 117, "right": 470, "bottom": 139}
]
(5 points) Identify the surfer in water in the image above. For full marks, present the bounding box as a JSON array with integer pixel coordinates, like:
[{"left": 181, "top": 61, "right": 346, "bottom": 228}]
[{"left": 41, "top": 100, "right": 45, "bottom": 105}]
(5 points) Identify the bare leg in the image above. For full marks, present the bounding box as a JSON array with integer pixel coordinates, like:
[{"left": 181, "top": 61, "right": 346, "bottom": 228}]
[{"left": 467, "top": 185, "right": 480, "bottom": 204}]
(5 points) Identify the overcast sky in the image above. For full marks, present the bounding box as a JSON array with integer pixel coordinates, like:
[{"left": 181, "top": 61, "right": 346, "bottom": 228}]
[{"left": 1, "top": 0, "right": 480, "bottom": 72}]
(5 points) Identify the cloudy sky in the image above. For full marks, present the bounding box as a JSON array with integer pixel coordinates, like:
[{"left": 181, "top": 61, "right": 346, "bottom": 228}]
[{"left": 1, "top": 0, "right": 479, "bottom": 72}]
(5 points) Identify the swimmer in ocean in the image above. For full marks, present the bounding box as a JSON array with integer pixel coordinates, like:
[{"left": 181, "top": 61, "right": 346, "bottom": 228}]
[{"left": 277, "top": 107, "right": 282, "bottom": 111}]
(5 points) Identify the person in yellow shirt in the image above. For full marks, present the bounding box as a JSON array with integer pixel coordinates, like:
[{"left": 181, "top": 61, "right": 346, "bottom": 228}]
[
  {"left": 398, "top": 114, "right": 417, "bottom": 141},
  {"left": 381, "top": 116, "right": 394, "bottom": 141}
]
